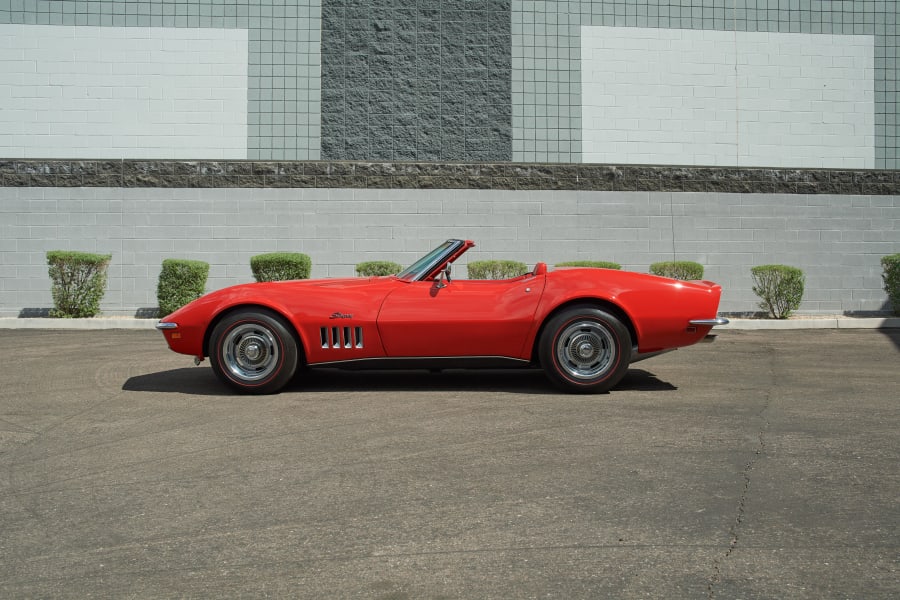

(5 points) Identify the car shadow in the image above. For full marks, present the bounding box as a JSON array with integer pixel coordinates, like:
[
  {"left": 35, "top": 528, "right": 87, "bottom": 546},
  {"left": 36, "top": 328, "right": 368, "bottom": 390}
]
[
  {"left": 617, "top": 369, "right": 678, "bottom": 391},
  {"left": 122, "top": 367, "right": 226, "bottom": 396},
  {"left": 122, "top": 367, "right": 677, "bottom": 396}
]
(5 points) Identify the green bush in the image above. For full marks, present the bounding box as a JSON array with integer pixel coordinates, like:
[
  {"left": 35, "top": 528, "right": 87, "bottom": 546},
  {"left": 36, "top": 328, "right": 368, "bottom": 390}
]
[
  {"left": 467, "top": 260, "right": 529, "bottom": 280},
  {"left": 46, "top": 250, "right": 112, "bottom": 318},
  {"left": 650, "top": 261, "right": 705, "bottom": 280},
  {"left": 356, "top": 261, "right": 403, "bottom": 277},
  {"left": 882, "top": 254, "right": 900, "bottom": 316},
  {"left": 157, "top": 259, "right": 210, "bottom": 317},
  {"left": 250, "top": 252, "right": 311, "bottom": 282},
  {"left": 751, "top": 265, "right": 805, "bottom": 319},
  {"left": 555, "top": 260, "right": 622, "bottom": 270}
]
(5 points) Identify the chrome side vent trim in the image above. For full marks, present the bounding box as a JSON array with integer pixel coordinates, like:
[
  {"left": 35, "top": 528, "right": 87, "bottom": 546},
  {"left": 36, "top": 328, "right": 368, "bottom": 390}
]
[{"left": 320, "top": 326, "right": 364, "bottom": 349}]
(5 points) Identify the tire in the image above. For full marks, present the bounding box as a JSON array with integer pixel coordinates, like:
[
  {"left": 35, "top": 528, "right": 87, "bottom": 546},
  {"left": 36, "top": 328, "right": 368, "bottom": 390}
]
[
  {"left": 539, "top": 306, "right": 632, "bottom": 393},
  {"left": 209, "top": 310, "right": 298, "bottom": 394}
]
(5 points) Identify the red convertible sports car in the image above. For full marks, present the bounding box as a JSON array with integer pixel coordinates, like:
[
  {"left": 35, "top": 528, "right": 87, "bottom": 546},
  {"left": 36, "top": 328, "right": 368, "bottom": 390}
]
[{"left": 157, "top": 239, "right": 728, "bottom": 394}]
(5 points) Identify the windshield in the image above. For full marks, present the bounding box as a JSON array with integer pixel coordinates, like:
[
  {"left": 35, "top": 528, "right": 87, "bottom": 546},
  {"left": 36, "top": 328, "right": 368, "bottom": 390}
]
[{"left": 397, "top": 240, "right": 461, "bottom": 281}]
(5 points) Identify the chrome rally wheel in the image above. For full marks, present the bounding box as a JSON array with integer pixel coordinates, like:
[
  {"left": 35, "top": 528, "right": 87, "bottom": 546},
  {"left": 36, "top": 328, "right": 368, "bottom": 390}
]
[
  {"left": 221, "top": 322, "right": 280, "bottom": 382},
  {"left": 209, "top": 310, "right": 298, "bottom": 394},
  {"left": 539, "top": 306, "right": 632, "bottom": 393},
  {"left": 555, "top": 320, "right": 617, "bottom": 380}
]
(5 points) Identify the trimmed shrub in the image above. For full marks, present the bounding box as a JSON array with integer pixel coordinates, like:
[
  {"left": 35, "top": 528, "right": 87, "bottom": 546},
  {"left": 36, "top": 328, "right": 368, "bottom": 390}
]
[
  {"left": 882, "top": 253, "right": 900, "bottom": 316},
  {"left": 555, "top": 260, "right": 622, "bottom": 270},
  {"left": 467, "top": 260, "right": 529, "bottom": 280},
  {"left": 650, "top": 261, "right": 704, "bottom": 281},
  {"left": 751, "top": 265, "right": 805, "bottom": 319},
  {"left": 157, "top": 259, "right": 210, "bottom": 317},
  {"left": 250, "top": 252, "right": 312, "bottom": 282},
  {"left": 356, "top": 260, "right": 403, "bottom": 277},
  {"left": 46, "top": 250, "right": 112, "bottom": 318}
]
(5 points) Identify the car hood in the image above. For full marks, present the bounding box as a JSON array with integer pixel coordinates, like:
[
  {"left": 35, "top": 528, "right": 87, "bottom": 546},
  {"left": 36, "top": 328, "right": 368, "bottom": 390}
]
[
  {"left": 159, "top": 276, "right": 396, "bottom": 321},
  {"left": 221, "top": 276, "right": 393, "bottom": 293}
]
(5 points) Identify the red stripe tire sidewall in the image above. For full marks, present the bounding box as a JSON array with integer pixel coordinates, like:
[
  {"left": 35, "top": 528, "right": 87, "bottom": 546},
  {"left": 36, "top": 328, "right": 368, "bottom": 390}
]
[
  {"left": 217, "top": 317, "right": 286, "bottom": 388},
  {"left": 550, "top": 315, "right": 623, "bottom": 387}
]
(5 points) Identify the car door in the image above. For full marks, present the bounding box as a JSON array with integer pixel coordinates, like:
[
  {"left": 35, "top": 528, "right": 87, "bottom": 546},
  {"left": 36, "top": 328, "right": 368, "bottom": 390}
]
[{"left": 376, "top": 274, "right": 546, "bottom": 359}]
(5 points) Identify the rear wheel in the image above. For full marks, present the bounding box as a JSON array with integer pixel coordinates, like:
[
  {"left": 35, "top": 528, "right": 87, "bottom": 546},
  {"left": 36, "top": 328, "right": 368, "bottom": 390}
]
[
  {"left": 539, "top": 306, "right": 631, "bottom": 393},
  {"left": 209, "top": 310, "right": 298, "bottom": 394}
]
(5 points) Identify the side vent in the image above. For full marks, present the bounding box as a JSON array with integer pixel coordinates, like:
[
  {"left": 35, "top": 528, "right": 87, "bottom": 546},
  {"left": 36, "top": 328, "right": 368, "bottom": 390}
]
[{"left": 320, "top": 326, "right": 364, "bottom": 349}]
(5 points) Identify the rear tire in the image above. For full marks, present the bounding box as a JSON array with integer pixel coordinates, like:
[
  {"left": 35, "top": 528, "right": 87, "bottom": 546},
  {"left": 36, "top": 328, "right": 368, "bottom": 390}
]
[
  {"left": 539, "top": 306, "right": 631, "bottom": 393},
  {"left": 209, "top": 310, "right": 298, "bottom": 394}
]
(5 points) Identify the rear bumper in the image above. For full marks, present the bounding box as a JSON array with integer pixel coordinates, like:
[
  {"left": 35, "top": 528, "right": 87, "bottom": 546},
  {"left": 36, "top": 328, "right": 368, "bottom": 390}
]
[
  {"left": 691, "top": 317, "right": 729, "bottom": 344},
  {"left": 689, "top": 317, "right": 730, "bottom": 327}
]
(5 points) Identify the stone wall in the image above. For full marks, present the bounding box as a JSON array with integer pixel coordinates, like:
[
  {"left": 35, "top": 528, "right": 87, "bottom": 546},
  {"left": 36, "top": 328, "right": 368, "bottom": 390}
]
[
  {"left": 2, "top": 160, "right": 899, "bottom": 195},
  {"left": 321, "top": 1, "right": 511, "bottom": 161}
]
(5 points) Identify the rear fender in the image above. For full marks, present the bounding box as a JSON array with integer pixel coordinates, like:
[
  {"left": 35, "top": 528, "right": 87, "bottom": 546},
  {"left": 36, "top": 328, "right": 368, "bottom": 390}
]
[{"left": 529, "top": 298, "right": 639, "bottom": 363}]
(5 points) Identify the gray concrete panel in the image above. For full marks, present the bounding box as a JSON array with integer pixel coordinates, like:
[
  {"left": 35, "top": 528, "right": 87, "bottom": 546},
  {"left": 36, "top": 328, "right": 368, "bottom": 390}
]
[
  {"left": 0, "top": 0, "right": 323, "bottom": 160},
  {"left": 513, "top": 0, "right": 900, "bottom": 168}
]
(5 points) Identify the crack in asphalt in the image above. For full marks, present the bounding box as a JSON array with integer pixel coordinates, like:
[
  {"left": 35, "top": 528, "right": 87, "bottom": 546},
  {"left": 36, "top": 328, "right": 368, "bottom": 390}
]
[{"left": 707, "top": 349, "right": 774, "bottom": 598}]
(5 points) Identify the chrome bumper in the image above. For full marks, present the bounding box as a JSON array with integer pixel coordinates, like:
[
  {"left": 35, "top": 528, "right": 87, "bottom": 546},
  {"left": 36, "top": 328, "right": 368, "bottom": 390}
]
[
  {"left": 156, "top": 321, "right": 178, "bottom": 330},
  {"left": 689, "top": 317, "right": 728, "bottom": 343},
  {"left": 689, "top": 317, "right": 730, "bottom": 327}
]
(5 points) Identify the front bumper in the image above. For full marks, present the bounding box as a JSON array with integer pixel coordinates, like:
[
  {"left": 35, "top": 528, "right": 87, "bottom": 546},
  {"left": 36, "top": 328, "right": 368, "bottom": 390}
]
[{"left": 155, "top": 320, "right": 204, "bottom": 358}]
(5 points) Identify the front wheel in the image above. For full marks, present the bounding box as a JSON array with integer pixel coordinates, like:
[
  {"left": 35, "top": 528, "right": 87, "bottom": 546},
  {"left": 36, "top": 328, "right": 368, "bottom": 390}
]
[
  {"left": 209, "top": 310, "right": 298, "bottom": 394},
  {"left": 539, "top": 307, "right": 632, "bottom": 393}
]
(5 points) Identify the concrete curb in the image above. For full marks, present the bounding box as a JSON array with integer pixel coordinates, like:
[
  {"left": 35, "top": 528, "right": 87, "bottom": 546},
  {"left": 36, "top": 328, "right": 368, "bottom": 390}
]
[
  {"left": 0, "top": 318, "right": 159, "bottom": 330},
  {"left": 723, "top": 317, "right": 900, "bottom": 330},
  {"left": 1, "top": 316, "right": 898, "bottom": 330}
]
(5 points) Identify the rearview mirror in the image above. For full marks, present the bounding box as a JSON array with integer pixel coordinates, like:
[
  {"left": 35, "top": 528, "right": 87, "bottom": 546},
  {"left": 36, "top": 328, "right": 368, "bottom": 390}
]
[{"left": 433, "top": 264, "right": 452, "bottom": 289}]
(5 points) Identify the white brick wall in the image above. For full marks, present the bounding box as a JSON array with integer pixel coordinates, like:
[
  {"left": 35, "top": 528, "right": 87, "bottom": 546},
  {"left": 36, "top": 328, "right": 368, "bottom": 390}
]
[
  {"left": 0, "top": 24, "right": 248, "bottom": 159},
  {"left": 581, "top": 27, "right": 875, "bottom": 168},
  {"left": 1, "top": 187, "right": 896, "bottom": 316}
]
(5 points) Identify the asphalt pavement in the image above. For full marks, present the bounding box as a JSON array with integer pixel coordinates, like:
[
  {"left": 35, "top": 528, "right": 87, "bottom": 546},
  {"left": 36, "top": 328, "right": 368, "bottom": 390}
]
[{"left": 1, "top": 328, "right": 898, "bottom": 599}]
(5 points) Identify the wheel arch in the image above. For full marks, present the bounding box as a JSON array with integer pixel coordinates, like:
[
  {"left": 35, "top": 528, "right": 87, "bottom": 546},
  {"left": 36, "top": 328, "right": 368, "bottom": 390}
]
[
  {"left": 203, "top": 303, "right": 306, "bottom": 363},
  {"left": 531, "top": 298, "right": 638, "bottom": 364}
]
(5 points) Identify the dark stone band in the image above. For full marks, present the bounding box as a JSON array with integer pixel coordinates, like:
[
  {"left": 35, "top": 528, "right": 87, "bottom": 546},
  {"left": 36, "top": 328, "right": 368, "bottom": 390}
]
[{"left": 1, "top": 160, "right": 897, "bottom": 195}]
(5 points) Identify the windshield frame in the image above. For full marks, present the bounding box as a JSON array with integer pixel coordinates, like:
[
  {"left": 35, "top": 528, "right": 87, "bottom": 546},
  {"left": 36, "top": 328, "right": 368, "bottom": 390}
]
[{"left": 396, "top": 239, "right": 466, "bottom": 282}]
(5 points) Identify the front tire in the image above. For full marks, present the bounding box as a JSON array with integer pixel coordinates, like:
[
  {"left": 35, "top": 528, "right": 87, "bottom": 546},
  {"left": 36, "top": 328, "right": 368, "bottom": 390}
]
[
  {"left": 209, "top": 310, "right": 298, "bottom": 394},
  {"left": 539, "top": 306, "right": 632, "bottom": 393}
]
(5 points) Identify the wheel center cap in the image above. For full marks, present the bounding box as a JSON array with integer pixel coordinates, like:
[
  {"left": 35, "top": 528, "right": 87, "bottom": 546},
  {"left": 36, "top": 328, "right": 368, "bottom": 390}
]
[
  {"left": 577, "top": 342, "right": 595, "bottom": 359},
  {"left": 244, "top": 342, "right": 261, "bottom": 361}
]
